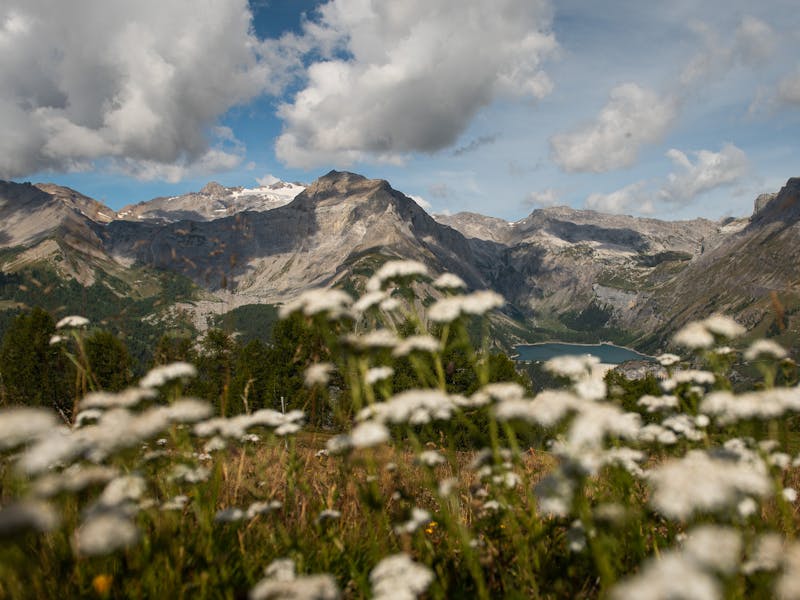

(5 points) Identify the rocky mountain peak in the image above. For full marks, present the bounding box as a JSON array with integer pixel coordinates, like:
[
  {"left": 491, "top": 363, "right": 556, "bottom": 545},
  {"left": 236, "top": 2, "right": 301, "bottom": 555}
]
[
  {"left": 750, "top": 177, "right": 800, "bottom": 226},
  {"left": 300, "top": 170, "right": 380, "bottom": 200},
  {"left": 200, "top": 182, "right": 227, "bottom": 196}
]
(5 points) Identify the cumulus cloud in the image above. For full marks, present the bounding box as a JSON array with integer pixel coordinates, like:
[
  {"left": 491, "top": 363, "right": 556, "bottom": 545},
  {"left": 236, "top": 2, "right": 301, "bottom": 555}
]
[
  {"left": 659, "top": 143, "right": 748, "bottom": 205},
  {"left": 584, "top": 143, "right": 748, "bottom": 215},
  {"left": 680, "top": 16, "right": 775, "bottom": 87},
  {"left": 585, "top": 182, "right": 654, "bottom": 215},
  {"left": 452, "top": 134, "right": 499, "bottom": 157},
  {"left": 0, "top": 0, "right": 278, "bottom": 180},
  {"left": 524, "top": 188, "right": 560, "bottom": 208},
  {"left": 274, "top": 0, "right": 557, "bottom": 168},
  {"left": 409, "top": 195, "right": 432, "bottom": 211},
  {"left": 549, "top": 84, "right": 677, "bottom": 173}
]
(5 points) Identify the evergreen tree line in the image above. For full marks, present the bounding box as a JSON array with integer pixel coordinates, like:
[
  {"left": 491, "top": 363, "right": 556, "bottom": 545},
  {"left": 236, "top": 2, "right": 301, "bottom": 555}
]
[{"left": 0, "top": 307, "right": 528, "bottom": 429}]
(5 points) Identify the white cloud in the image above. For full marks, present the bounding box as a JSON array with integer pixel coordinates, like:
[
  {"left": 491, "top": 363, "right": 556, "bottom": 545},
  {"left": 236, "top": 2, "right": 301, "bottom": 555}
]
[
  {"left": 586, "top": 143, "right": 749, "bottom": 215},
  {"left": 777, "top": 68, "right": 800, "bottom": 105},
  {"left": 0, "top": 0, "right": 275, "bottom": 180},
  {"left": 275, "top": 0, "right": 557, "bottom": 167},
  {"left": 409, "top": 195, "right": 432, "bottom": 211},
  {"left": 680, "top": 16, "right": 775, "bottom": 87},
  {"left": 659, "top": 143, "right": 748, "bottom": 204},
  {"left": 549, "top": 83, "right": 677, "bottom": 173},
  {"left": 525, "top": 188, "right": 560, "bottom": 208},
  {"left": 585, "top": 182, "right": 654, "bottom": 215}
]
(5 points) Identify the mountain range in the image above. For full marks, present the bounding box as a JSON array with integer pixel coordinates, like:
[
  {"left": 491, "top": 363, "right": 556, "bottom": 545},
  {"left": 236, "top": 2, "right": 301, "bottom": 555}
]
[{"left": 0, "top": 170, "right": 798, "bottom": 353}]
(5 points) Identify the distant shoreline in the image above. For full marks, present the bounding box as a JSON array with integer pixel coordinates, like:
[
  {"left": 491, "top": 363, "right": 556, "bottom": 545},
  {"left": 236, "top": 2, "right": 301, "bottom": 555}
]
[{"left": 513, "top": 340, "right": 655, "bottom": 363}]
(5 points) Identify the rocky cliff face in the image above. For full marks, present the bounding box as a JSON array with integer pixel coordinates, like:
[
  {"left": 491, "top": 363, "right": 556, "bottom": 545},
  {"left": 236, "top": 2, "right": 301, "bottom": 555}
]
[{"left": 0, "top": 172, "right": 797, "bottom": 349}]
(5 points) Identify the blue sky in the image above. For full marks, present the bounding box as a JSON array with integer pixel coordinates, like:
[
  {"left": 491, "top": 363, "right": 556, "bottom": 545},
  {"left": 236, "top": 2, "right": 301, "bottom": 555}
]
[{"left": 2, "top": 0, "right": 799, "bottom": 220}]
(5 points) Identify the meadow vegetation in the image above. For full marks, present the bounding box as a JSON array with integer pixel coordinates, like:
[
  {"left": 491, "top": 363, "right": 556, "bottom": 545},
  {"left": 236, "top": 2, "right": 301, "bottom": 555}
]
[{"left": 0, "top": 261, "right": 799, "bottom": 599}]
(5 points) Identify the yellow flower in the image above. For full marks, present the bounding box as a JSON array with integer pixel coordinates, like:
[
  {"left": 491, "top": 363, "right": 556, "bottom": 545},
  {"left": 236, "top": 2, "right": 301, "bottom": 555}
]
[
  {"left": 425, "top": 521, "right": 438, "bottom": 535},
  {"left": 92, "top": 574, "right": 113, "bottom": 596}
]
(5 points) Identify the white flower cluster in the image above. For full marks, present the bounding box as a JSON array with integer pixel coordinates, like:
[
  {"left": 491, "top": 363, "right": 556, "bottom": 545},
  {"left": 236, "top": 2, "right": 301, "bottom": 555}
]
[
  {"left": 370, "top": 553, "right": 434, "bottom": 600},
  {"left": 366, "top": 260, "right": 429, "bottom": 292},
  {"left": 279, "top": 288, "right": 353, "bottom": 319},
  {"left": 249, "top": 558, "right": 340, "bottom": 600},
  {"left": 358, "top": 389, "right": 457, "bottom": 425},
  {"left": 428, "top": 290, "right": 504, "bottom": 322}
]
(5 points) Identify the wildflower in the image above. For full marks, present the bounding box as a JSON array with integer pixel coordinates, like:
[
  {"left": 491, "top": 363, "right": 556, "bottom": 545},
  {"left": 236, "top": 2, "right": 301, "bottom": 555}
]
[
  {"left": 365, "top": 366, "right": 394, "bottom": 385},
  {"left": 646, "top": 449, "right": 772, "bottom": 520},
  {"left": 438, "top": 478, "right": 458, "bottom": 497},
  {"left": 777, "top": 543, "right": 800, "bottom": 600},
  {"left": 140, "top": 362, "right": 197, "bottom": 388},
  {"left": 215, "top": 508, "right": 244, "bottom": 522},
  {"left": 278, "top": 288, "right": 353, "bottom": 319},
  {"left": 264, "top": 558, "right": 296, "bottom": 582},
  {"left": 567, "top": 404, "right": 641, "bottom": 449},
  {"left": 366, "top": 260, "right": 428, "bottom": 292},
  {"left": 392, "top": 335, "right": 441, "bottom": 357},
  {"left": 344, "top": 329, "right": 400, "bottom": 350},
  {"left": 661, "top": 414, "right": 704, "bottom": 442},
  {"left": 370, "top": 553, "right": 434, "bottom": 600},
  {"left": 161, "top": 495, "right": 189, "bottom": 511},
  {"left": 97, "top": 475, "right": 147, "bottom": 510},
  {"left": 683, "top": 525, "right": 742, "bottom": 574},
  {"left": 32, "top": 465, "right": 119, "bottom": 497},
  {"left": 432, "top": 273, "right": 466, "bottom": 290},
  {"left": 16, "top": 428, "right": 86, "bottom": 475},
  {"left": 203, "top": 436, "right": 227, "bottom": 453},
  {"left": 246, "top": 501, "right": 282, "bottom": 518},
  {"left": 74, "top": 513, "right": 139, "bottom": 556},
  {"left": 737, "top": 497, "right": 759, "bottom": 518},
  {"left": 169, "top": 464, "right": 210, "bottom": 484},
  {"left": 92, "top": 574, "right": 113, "bottom": 596},
  {"left": 352, "top": 290, "right": 388, "bottom": 313},
  {"left": 0, "top": 501, "right": 59, "bottom": 537},
  {"left": 545, "top": 354, "right": 600, "bottom": 380},
  {"left": 80, "top": 388, "right": 156, "bottom": 411},
  {"left": 744, "top": 339, "right": 788, "bottom": 361},
  {"left": 567, "top": 520, "right": 587, "bottom": 552},
  {"left": 656, "top": 353, "right": 681, "bottom": 367},
  {"left": 783, "top": 488, "right": 798, "bottom": 502},
  {"left": 702, "top": 314, "right": 745, "bottom": 338},
  {"left": 611, "top": 552, "right": 719, "bottom": 600},
  {"left": 535, "top": 471, "right": 575, "bottom": 517},
  {"left": 56, "top": 315, "right": 90, "bottom": 329},
  {"left": 49, "top": 334, "right": 65, "bottom": 345},
  {"left": 317, "top": 509, "right": 341, "bottom": 524},
  {"left": 638, "top": 394, "right": 679, "bottom": 413},
  {"left": 416, "top": 450, "right": 446, "bottom": 467},
  {"left": 638, "top": 424, "right": 678, "bottom": 445},
  {"left": 394, "top": 507, "right": 431, "bottom": 534},
  {"left": 741, "top": 533, "right": 783, "bottom": 576},
  {"left": 350, "top": 421, "right": 390, "bottom": 448},
  {"left": 424, "top": 520, "right": 438, "bottom": 535},
  {"left": 358, "top": 389, "right": 456, "bottom": 425},
  {"left": 495, "top": 390, "right": 580, "bottom": 427},
  {"left": 428, "top": 290, "right": 504, "bottom": 322},
  {"left": 380, "top": 297, "right": 401, "bottom": 311},
  {"left": 0, "top": 407, "right": 58, "bottom": 450},
  {"left": 275, "top": 422, "right": 301, "bottom": 436},
  {"left": 673, "top": 321, "right": 715, "bottom": 349},
  {"left": 249, "top": 574, "right": 339, "bottom": 600}
]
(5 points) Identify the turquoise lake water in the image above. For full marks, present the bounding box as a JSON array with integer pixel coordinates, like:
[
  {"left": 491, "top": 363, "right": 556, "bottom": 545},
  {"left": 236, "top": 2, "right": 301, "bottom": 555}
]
[{"left": 514, "top": 342, "right": 653, "bottom": 364}]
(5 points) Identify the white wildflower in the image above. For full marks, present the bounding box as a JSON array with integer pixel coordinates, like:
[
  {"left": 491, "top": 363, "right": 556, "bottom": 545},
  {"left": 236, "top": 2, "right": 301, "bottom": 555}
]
[
  {"left": 278, "top": 288, "right": 353, "bottom": 319},
  {"left": 783, "top": 488, "right": 798, "bottom": 502},
  {"left": 264, "top": 558, "right": 296, "bottom": 582},
  {"left": 215, "top": 508, "right": 244, "bottom": 522},
  {"left": 249, "top": 574, "right": 340, "bottom": 600},
  {"left": 370, "top": 553, "right": 434, "bottom": 600},
  {"left": 438, "top": 477, "right": 458, "bottom": 497},
  {"left": 392, "top": 335, "right": 441, "bottom": 357},
  {"left": 661, "top": 414, "right": 704, "bottom": 441},
  {"left": 161, "top": 495, "right": 189, "bottom": 511},
  {"left": 317, "top": 509, "right": 341, "bottom": 524},
  {"left": 366, "top": 260, "right": 428, "bottom": 292},
  {"left": 638, "top": 395, "right": 679, "bottom": 413},
  {"left": 611, "top": 552, "right": 719, "bottom": 600},
  {"left": 49, "top": 334, "right": 65, "bottom": 345},
  {"left": 656, "top": 353, "right": 681, "bottom": 367},
  {"left": 352, "top": 291, "right": 388, "bottom": 313},
  {"left": 673, "top": 321, "right": 714, "bottom": 349},
  {"left": 140, "top": 362, "right": 197, "bottom": 388},
  {"left": 428, "top": 290, "right": 504, "bottom": 322},
  {"left": 380, "top": 297, "right": 401, "bottom": 311},
  {"left": 567, "top": 404, "right": 641, "bottom": 449},
  {"left": 16, "top": 428, "right": 86, "bottom": 475},
  {"left": 574, "top": 377, "right": 607, "bottom": 402},
  {"left": 745, "top": 339, "right": 788, "bottom": 361},
  {"left": 638, "top": 424, "right": 678, "bottom": 445},
  {"left": 32, "top": 465, "right": 118, "bottom": 498},
  {"left": 79, "top": 387, "right": 158, "bottom": 411},
  {"left": 737, "top": 497, "right": 759, "bottom": 518},
  {"left": 169, "top": 464, "right": 210, "bottom": 484},
  {"left": 695, "top": 414, "right": 710, "bottom": 428},
  {"left": 433, "top": 273, "right": 466, "bottom": 290},
  {"left": 683, "top": 525, "right": 742, "bottom": 574},
  {"left": 495, "top": 390, "right": 580, "bottom": 427},
  {"left": 325, "top": 434, "right": 352, "bottom": 455},
  {"left": 75, "top": 513, "right": 139, "bottom": 556},
  {"left": 714, "top": 346, "right": 734, "bottom": 355},
  {"left": 358, "top": 389, "right": 456, "bottom": 425},
  {"left": 0, "top": 407, "right": 58, "bottom": 450},
  {"left": 545, "top": 354, "right": 600, "bottom": 380},
  {"left": 702, "top": 314, "right": 745, "bottom": 338},
  {"left": 246, "top": 501, "right": 282, "bottom": 518},
  {"left": 365, "top": 366, "right": 394, "bottom": 385},
  {"left": 394, "top": 507, "right": 431, "bottom": 535},
  {"left": 344, "top": 329, "right": 400, "bottom": 350},
  {"left": 203, "top": 436, "right": 227, "bottom": 453},
  {"left": 350, "top": 421, "right": 390, "bottom": 448},
  {"left": 647, "top": 449, "right": 772, "bottom": 520},
  {"left": 535, "top": 472, "right": 575, "bottom": 517},
  {"left": 55, "top": 315, "right": 89, "bottom": 329},
  {"left": 416, "top": 450, "right": 445, "bottom": 467},
  {"left": 777, "top": 543, "right": 800, "bottom": 600},
  {"left": 743, "top": 533, "right": 783, "bottom": 574},
  {"left": 97, "top": 475, "right": 147, "bottom": 509},
  {"left": 0, "top": 501, "right": 59, "bottom": 536},
  {"left": 275, "top": 423, "right": 301, "bottom": 436}
]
